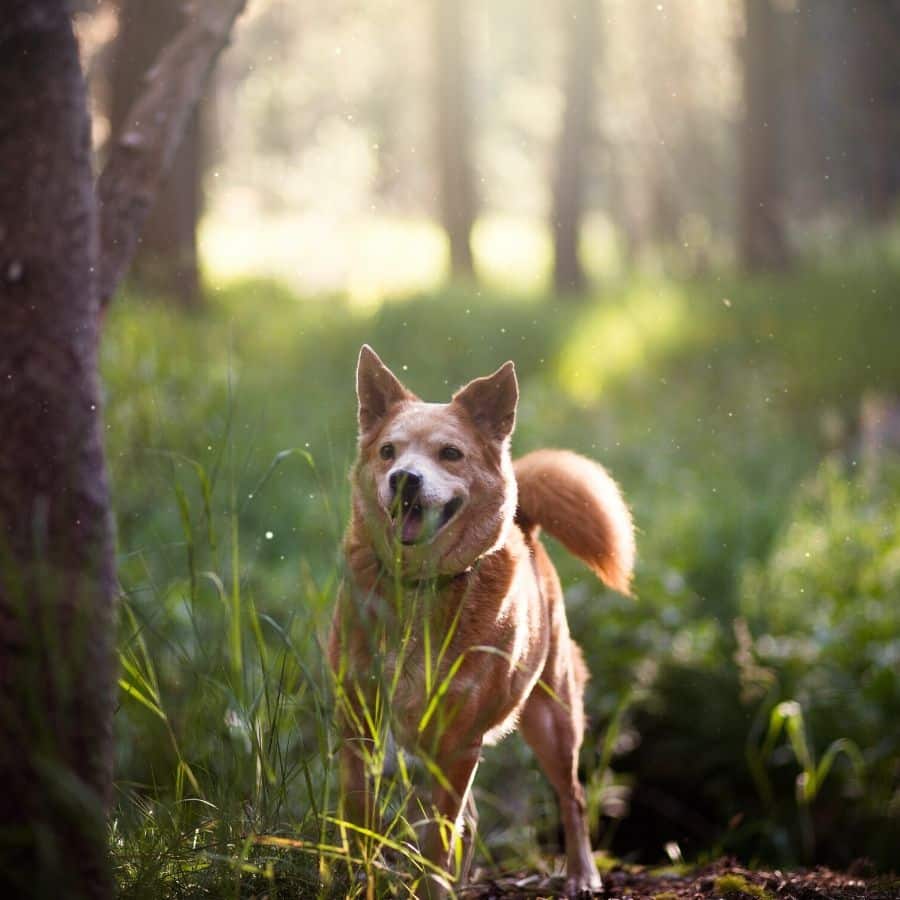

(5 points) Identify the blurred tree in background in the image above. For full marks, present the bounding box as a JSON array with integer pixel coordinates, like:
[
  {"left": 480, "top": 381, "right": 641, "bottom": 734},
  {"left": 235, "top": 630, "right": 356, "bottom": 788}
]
[
  {"left": 433, "top": 0, "right": 478, "bottom": 279},
  {"left": 109, "top": 0, "right": 206, "bottom": 306},
  {"left": 739, "top": 0, "right": 789, "bottom": 272},
  {"left": 551, "top": 0, "right": 597, "bottom": 294},
  {"left": 855, "top": 0, "right": 900, "bottom": 223}
]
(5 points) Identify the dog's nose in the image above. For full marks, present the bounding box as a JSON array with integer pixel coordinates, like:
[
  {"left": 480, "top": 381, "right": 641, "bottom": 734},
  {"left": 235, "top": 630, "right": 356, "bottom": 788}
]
[{"left": 389, "top": 469, "right": 421, "bottom": 498}]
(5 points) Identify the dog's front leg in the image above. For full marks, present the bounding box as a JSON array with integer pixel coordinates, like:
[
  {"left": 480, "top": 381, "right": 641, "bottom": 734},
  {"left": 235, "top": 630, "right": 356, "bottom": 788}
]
[
  {"left": 330, "top": 579, "right": 384, "bottom": 848},
  {"left": 419, "top": 741, "right": 481, "bottom": 899},
  {"left": 459, "top": 787, "right": 479, "bottom": 885},
  {"left": 334, "top": 675, "right": 384, "bottom": 864},
  {"left": 338, "top": 723, "right": 375, "bottom": 835}
]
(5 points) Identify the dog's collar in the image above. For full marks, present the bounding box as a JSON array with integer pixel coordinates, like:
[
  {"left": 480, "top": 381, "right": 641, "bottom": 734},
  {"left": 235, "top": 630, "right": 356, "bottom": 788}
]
[{"left": 376, "top": 564, "right": 468, "bottom": 594}]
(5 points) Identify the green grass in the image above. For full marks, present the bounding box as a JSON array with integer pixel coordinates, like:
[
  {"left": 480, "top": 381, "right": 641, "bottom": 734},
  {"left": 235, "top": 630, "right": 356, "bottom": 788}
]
[{"left": 103, "top": 242, "right": 900, "bottom": 894}]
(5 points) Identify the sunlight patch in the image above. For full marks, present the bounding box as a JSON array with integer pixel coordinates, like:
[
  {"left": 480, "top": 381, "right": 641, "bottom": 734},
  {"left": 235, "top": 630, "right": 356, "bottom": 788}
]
[{"left": 557, "top": 284, "right": 690, "bottom": 402}]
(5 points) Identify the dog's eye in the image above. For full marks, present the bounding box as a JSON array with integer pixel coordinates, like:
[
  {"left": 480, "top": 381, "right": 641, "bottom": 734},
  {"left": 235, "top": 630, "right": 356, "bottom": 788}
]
[
  {"left": 439, "top": 445, "right": 463, "bottom": 462},
  {"left": 379, "top": 443, "right": 395, "bottom": 460}
]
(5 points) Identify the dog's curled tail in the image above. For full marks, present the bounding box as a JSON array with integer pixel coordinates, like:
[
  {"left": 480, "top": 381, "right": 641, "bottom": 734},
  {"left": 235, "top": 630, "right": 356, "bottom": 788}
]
[{"left": 514, "top": 449, "right": 635, "bottom": 595}]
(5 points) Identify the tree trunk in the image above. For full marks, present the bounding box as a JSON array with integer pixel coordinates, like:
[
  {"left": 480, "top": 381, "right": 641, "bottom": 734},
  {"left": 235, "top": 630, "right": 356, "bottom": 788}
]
[
  {"left": 552, "top": 0, "right": 597, "bottom": 295},
  {"left": 433, "top": 0, "right": 477, "bottom": 279},
  {"left": 109, "top": 0, "right": 204, "bottom": 306},
  {"left": 0, "top": 4, "right": 116, "bottom": 896},
  {"left": 855, "top": 0, "right": 900, "bottom": 223},
  {"left": 738, "top": 0, "right": 789, "bottom": 272}
]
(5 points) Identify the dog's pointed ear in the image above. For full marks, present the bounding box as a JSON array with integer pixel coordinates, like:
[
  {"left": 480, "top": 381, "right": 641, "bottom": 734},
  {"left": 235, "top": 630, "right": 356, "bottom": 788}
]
[
  {"left": 452, "top": 361, "right": 518, "bottom": 442},
  {"left": 356, "top": 345, "right": 414, "bottom": 434}
]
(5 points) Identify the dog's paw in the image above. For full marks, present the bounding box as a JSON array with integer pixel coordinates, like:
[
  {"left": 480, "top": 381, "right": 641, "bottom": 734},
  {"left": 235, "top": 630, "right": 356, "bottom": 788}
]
[
  {"left": 564, "top": 871, "right": 603, "bottom": 898},
  {"left": 416, "top": 871, "right": 454, "bottom": 900}
]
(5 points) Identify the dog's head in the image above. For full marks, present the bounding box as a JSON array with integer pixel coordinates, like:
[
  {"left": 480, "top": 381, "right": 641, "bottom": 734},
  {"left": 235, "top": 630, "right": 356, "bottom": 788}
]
[{"left": 351, "top": 345, "right": 519, "bottom": 578}]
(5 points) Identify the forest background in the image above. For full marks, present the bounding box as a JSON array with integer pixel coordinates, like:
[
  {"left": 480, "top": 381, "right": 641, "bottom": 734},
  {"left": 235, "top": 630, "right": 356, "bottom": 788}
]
[{"left": 65, "top": 0, "right": 900, "bottom": 894}]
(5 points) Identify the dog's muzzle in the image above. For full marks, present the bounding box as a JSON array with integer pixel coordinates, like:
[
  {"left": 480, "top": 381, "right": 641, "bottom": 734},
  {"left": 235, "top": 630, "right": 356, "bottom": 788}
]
[{"left": 388, "top": 470, "right": 462, "bottom": 545}]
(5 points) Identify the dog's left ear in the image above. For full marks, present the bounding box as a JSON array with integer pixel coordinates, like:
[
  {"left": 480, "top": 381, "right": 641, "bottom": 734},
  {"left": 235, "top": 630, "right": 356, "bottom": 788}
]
[
  {"left": 453, "top": 361, "right": 518, "bottom": 442},
  {"left": 357, "top": 345, "right": 414, "bottom": 434}
]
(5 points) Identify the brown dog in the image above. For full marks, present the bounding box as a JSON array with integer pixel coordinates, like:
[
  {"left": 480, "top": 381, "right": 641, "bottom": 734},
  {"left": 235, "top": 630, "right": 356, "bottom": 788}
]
[{"left": 329, "top": 346, "right": 635, "bottom": 897}]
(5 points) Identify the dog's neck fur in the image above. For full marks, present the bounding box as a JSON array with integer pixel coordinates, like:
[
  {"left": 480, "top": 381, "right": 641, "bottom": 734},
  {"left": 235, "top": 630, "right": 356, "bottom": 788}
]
[{"left": 346, "top": 503, "right": 474, "bottom": 594}]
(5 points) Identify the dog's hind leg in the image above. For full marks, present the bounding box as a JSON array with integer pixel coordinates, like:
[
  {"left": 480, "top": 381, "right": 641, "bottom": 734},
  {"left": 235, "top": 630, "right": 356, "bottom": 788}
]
[{"left": 519, "top": 639, "right": 602, "bottom": 898}]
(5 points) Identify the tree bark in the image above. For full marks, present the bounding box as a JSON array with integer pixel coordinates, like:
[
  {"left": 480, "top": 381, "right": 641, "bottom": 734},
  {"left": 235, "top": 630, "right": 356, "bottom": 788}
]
[
  {"left": 0, "top": 0, "right": 247, "bottom": 895},
  {"left": 433, "top": 0, "right": 477, "bottom": 279},
  {"left": 0, "top": 3, "right": 116, "bottom": 896},
  {"left": 552, "top": 0, "right": 597, "bottom": 295},
  {"left": 738, "top": 0, "right": 789, "bottom": 272},
  {"left": 109, "top": 0, "right": 204, "bottom": 307}
]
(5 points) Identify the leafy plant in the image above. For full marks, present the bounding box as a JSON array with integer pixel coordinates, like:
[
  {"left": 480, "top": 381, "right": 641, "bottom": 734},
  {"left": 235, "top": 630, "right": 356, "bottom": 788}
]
[{"left": 747, "top": 700, "right": 865, "bottom": 861}]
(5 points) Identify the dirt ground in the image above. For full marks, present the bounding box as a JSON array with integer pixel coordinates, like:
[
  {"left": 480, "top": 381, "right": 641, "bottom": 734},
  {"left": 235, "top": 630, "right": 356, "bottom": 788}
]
[{"left": 461, "top": 858, "right": 900, "bottom": 900}]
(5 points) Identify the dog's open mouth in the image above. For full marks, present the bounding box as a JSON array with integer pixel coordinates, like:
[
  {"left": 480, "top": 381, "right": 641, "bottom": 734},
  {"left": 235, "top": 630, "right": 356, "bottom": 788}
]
[{"left": 393, "top": 496, "right": 463, "bottom": 545}]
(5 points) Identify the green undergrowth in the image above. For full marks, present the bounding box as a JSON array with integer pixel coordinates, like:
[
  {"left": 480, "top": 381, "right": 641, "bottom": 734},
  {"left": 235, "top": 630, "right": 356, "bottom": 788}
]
[
  {"left": 103, "top": 243, "right": 900, "bottom": 894},
  {"left": 713, "top": 873, "right": 774, "bottom": 900}
]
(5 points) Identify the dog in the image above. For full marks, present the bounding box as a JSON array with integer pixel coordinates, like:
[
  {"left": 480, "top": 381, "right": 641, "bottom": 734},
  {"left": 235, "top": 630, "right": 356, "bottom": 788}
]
[{"left": 329, "top": 346, "right": 635, "bottom": 897}]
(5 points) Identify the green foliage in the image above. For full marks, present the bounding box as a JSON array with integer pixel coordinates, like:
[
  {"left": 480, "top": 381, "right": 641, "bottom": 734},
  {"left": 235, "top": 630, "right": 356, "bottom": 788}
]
[
  {"left": 713, "top": 873, "right": 774, "bottom": 900},
  {"left": 103, "top": 245, "right": 900, "bottom": 892},
  {"left": 738, "top": 456, "right": 900, "bottom": 866}
]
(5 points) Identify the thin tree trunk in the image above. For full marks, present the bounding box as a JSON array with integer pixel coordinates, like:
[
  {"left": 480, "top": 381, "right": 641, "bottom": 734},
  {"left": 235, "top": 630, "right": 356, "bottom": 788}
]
[
  {"left": 738, "top": 0, "right": 789, "bottom": 272},
  {"left": 109, "top": 0, "right": 204, "bottom": 307},
  {"left": 433, "top": 0, "right": 477, "bottom": 279},
  {"left": 552, "top": 0, "right": 597, "bottom": 295},
  {"left": 855, "top": 0, "right": 900, "bottom": 223},
  {"left": 97, "top": 0, "right": 248, "bottom": 311},
  {"left": 0, "top": 4, "right": 116, "bottom": 896}
]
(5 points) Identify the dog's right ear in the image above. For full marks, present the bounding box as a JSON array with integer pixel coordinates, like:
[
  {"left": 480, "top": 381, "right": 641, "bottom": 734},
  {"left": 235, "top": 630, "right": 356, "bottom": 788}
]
[
  {"left": 356, "top": 345, "right": 413, "bottom": 434},
  {"left": 452, "top": 361, "right": 518, "bottom": 442}
]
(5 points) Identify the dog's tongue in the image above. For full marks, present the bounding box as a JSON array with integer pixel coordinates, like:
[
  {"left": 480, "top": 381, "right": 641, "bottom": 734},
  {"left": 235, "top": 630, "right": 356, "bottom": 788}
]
[{"left": 401, "top": 507, "right": 424, "bottom": 544}]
